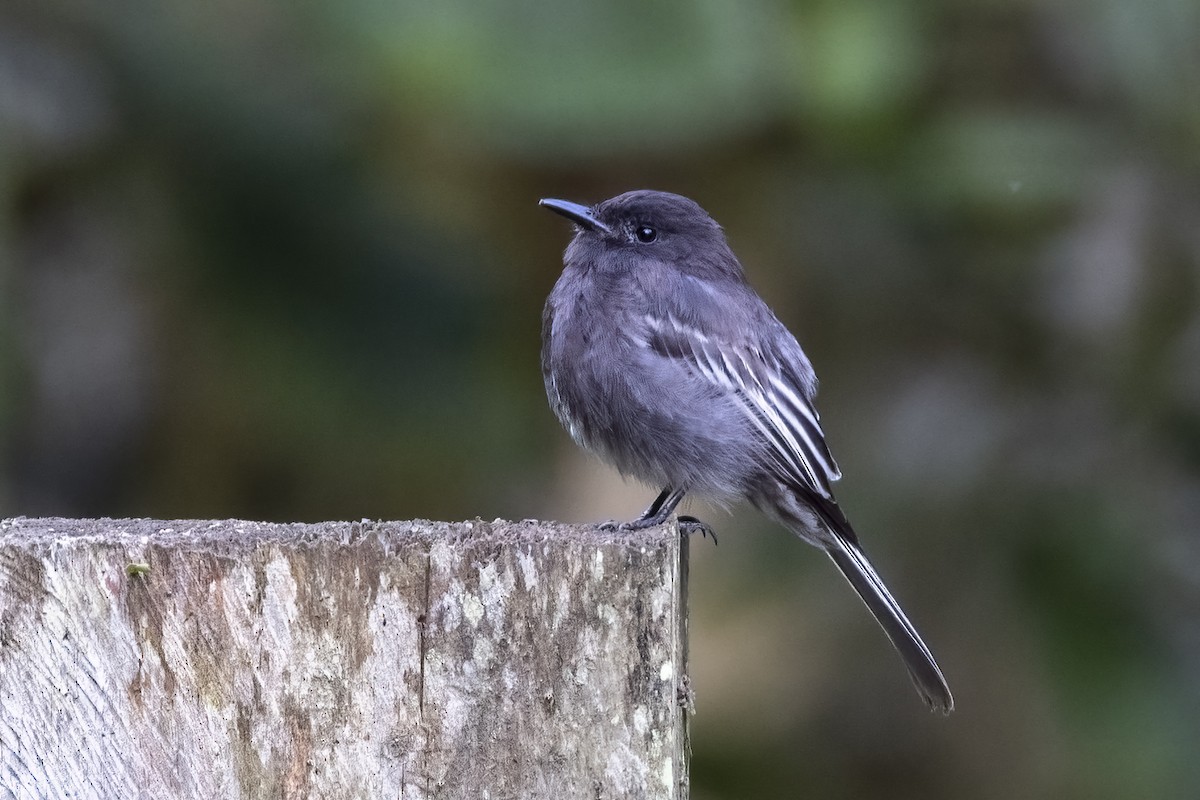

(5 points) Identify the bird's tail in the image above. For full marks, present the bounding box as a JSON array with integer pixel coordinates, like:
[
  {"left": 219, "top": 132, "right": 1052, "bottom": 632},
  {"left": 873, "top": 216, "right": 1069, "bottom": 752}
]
[{"left": 823, "top": 530, "right": 954, "bottom": 713}]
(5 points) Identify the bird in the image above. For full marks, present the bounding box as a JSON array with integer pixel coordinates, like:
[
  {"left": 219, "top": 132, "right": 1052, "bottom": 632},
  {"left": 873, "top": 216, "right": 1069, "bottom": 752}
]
[{"left": 538, "top": 189, "right": 953, "bottom": 712}]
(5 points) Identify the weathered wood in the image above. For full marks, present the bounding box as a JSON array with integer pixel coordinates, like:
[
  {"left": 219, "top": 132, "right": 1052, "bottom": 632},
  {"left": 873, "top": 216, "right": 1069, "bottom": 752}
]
[{"left": 0, "top": 517, "right": 690, "bottom": 799}]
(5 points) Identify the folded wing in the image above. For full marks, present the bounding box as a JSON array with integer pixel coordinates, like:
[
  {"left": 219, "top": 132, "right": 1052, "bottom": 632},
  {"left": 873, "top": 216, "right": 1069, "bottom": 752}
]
[{"left": 643, "top": 311, "right": 841, "bottom": 498}]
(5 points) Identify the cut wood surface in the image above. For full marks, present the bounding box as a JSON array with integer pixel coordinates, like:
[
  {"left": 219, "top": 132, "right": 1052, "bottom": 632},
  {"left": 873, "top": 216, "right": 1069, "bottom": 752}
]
[{"left": 0, "top": 517, "right": 690, "bottom": 799}]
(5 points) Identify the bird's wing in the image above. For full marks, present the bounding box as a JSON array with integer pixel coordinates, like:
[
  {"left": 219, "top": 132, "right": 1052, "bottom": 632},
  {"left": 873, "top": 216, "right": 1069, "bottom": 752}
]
[{"left": 642, "top": 307, "right": 842, "bottom": 499}]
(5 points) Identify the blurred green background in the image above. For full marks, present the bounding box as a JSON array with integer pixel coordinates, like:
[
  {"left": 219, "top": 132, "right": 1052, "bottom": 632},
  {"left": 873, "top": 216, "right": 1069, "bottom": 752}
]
[{"left": 3, "top": 0, "right": 1199, "bottom": 796}]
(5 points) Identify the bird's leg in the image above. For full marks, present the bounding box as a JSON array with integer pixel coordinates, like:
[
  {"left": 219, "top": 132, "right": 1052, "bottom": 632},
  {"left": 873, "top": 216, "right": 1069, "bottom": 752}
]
[
  {"left": 600, "top": 487, "right": 711, "bottom": 536},
  {"left": 625, "top": 486, "right": 686, "bottom": 529},
  {"left": 641, "top": 487, "right": 680, "bottom": 522},
  {"left": 631, "top": 491, "right": 718, "bottom": 543},
  {"left": 599, "top": 486, "right": 686, "bottom": 532}
]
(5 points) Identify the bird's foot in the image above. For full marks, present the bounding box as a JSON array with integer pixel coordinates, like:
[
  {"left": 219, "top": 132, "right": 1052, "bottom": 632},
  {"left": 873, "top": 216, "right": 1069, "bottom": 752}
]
[
  {"left": 599, "top": 516, "right": 669, "bottom": 532},
  {"left": 677, "top": 515, "right": 718, "bottom": 545}
]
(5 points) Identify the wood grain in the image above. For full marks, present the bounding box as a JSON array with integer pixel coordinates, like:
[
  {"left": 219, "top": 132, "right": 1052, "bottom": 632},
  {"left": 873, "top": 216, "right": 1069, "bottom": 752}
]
[{"left": 0, "top": 517, "right": 690, "bottom": 799}]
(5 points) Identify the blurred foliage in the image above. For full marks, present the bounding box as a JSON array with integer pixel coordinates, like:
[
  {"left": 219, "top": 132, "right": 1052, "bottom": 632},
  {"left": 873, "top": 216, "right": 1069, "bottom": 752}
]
[{"left": 3, "top": 0, "right": 1200, "bottom": 796}]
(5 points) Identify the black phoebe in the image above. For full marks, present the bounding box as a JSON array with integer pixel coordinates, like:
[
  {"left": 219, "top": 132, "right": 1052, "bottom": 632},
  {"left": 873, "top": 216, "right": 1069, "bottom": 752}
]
[{"left": 539, "top": 190, "right": 953, "bottom": 712}]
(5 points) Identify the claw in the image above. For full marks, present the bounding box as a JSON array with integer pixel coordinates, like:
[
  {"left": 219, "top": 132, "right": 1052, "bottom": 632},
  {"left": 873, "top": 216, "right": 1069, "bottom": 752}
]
[{"left": 677, "top": 515, "right": 718, "bottom": 545}]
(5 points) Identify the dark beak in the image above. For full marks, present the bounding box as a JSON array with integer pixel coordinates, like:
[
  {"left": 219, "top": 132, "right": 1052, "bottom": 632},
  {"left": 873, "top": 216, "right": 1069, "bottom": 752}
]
[{"left": 539, "top": 198, "right": 612, "bottom": 235}]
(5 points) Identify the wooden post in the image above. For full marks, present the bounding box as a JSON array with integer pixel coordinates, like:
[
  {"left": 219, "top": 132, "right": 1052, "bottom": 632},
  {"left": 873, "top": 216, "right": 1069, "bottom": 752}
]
[{"left": 0, "top": 517, "right": 690, "bottom": 799}]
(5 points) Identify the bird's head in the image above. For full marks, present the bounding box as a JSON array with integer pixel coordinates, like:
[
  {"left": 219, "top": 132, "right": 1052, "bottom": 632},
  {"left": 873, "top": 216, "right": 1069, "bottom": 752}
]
[{"left": 540, "top": 190, "right": 740, "bottom": 280}]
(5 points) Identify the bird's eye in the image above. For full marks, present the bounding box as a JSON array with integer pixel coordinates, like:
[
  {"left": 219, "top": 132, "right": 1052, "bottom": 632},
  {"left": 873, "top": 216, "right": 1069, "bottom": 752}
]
[{"left": 635, "top": 225, "right": 658, "bottom": 243}]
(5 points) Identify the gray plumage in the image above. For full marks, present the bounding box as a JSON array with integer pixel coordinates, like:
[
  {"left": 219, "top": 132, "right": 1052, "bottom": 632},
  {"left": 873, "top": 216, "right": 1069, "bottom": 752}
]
[{"left": 539, "top": 189, "right": 953, "bottom": 713}]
